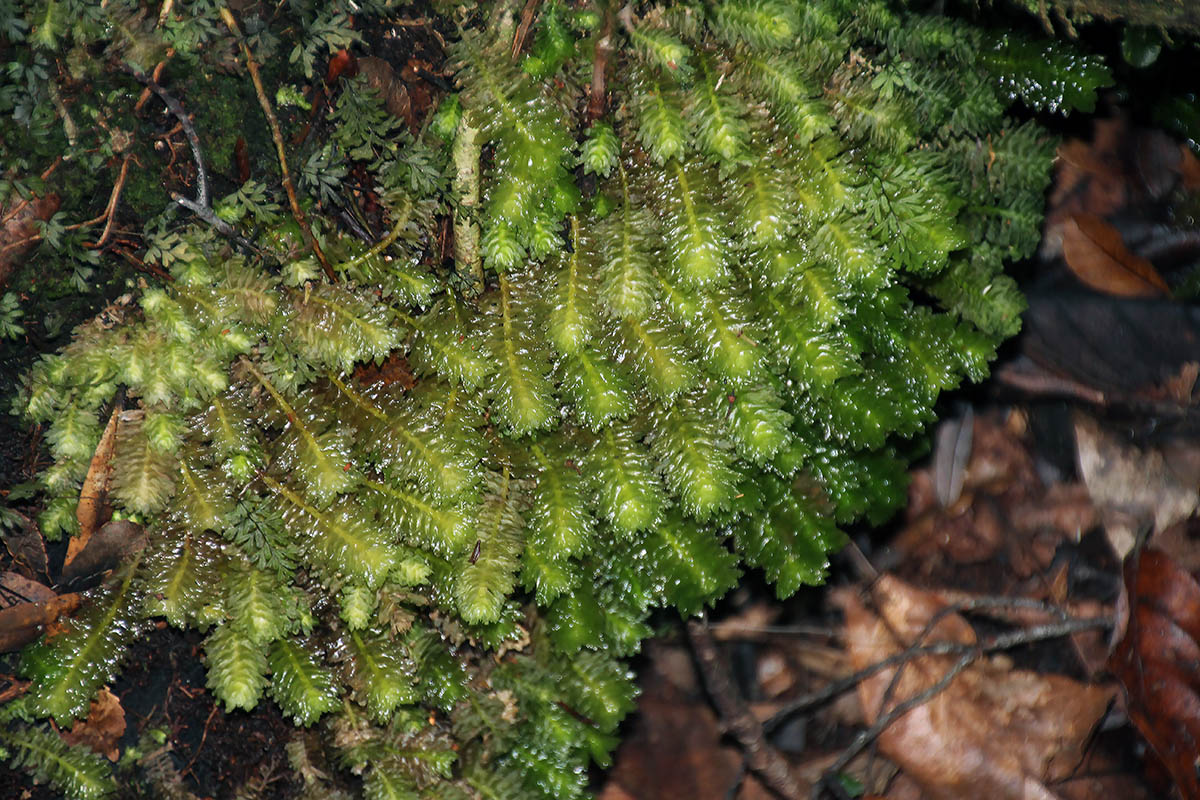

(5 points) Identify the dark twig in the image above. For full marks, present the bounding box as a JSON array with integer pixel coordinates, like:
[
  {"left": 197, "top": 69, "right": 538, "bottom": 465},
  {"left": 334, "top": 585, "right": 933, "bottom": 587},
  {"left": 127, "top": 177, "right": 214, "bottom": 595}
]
[
  {"left": 687, "top": 616, "right": 806, "bottom": 799},
  {"left": 220, "top": 8, "right": 335, "bottom": 281},
  {"left": 813, "top": 651, "right": 977, "bottom": 799},
  {"left": 805, "top": 611, "right": 1112, "bottom": 799},
  {"left": 586, "top": 4, "right": 615, "bottom": 123},
  {"left": 511, "top": 0, "right": 541, "bottom": 60},
  {"left": 131, "top": 70, "right": 264, "bottom": 253},
  {"left": 766, "top": 607, "right": 1109, "bottom": 734}
]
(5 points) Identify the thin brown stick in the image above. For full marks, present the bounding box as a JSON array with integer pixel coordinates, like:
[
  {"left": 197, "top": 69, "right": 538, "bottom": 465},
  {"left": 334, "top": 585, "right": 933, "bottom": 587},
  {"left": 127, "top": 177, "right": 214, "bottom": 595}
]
[
  {"left": 765, "top": 609, "right": 1111, "bottom": 735},
  {"left": 133, "top": 59, "right": 170, "bottom": 113},
  {"left": 687, "top": 617, "right": 806, "bottom": 799},
  {"left": 586, "top": 4, "right": 615, "bottom": 123},
  {"left": 220, "top": 8, "right": 335, "bottom": 282},
  {"left": 511, "top": 0, "right": 541, "bottom": 60},
  {"left": 90, "top": 154, "right": 131, "bottom": 248},
  {"left": 180, "top": 704, "right": 218, "bottom": 777}
]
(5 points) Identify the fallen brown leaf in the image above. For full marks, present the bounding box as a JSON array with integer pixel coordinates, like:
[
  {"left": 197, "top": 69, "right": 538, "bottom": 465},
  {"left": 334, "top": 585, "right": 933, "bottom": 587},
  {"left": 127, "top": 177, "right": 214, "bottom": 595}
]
[
  {"left": 357, "top": 56, "right": 413, "bottom": 128},
  {"left": 60, "top": 688, "right": 126, "bottom": 761},
  {"left": 0, "top": 190, "right": 60, "bottom": 289},
  {"left": 0, "top": 592, "right": 81, "bottom": 652},
  {"left": 1061, "top": 213, "right": 1169, "bottom": 297},
  {"left": 2, "top": 511, "right": 49, "bottom": 577},
  {"left": 58, "top": 519, "right": 146, "bottom": 591},
  {"left": 837, "top": 576, "right": 1114, "bottom": 800},
  {"left": 1, "top": 571, "right": 56, "bottom": 605},
  {"left": 1109, "top": 548, "right": 1200, "bottom": 800},
  {"left": 68, "top": 406, "right": 121, "bottom": 568}
]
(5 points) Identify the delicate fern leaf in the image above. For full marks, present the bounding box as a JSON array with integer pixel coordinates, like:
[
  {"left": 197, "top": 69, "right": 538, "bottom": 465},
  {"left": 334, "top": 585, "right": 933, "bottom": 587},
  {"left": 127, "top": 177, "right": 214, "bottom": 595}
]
[
  {"left": 142, "top": 531, "right": 223, "bottom": 627},
  {"left": 649, "top": 397, "right": 740, "bottom": 520},
  {"left": 335, "top": 629, "right": 419, "bottom": 722},
  {"left": 45, "top": 404, "right": 102, "bottom": 465},
  {"left": 110, "top": 414, "right": 178, "bottom": 516},
  {"left": 790, "top": 261, "right": 851, "bottom": 330},
  {"left": 733, "top": 475, "right": 846, "bottom": 597},
  {"left": 629, "top": 71, "right": 689, "bottom": 165},
  {"left": 687, "top": 58, "right": 751, "bottom": 168},
  {"left": 659, "top": 280, "right": 765, "bottom": 385},
  {"left": 584, "top": 421, "right": 664, "bottom": 535},
  {"left": 716, "top": 383, "right": 793, "bottom": 464},
  {"left": 655, "top": 161, "right": 730, "bottom": 287},
  {"left": 710, "top": 0, "right": 797, "bottom": 49},
  {"left": 405, "top": 626, "right": 468, "bottom": 711},
  {"left": 732, "top": 156, "right": 794, "bottom": 249},
  {"left": 812, "top": 214, "right": 888, "bottom": 291},
  {"left": 545, "top": 580, "right": 607, "bottom": 651},
  {"left": 245, "top": 361, "right": 358, "bottom": 507},
  {"left": 616, "top": 313, "right": 699, "bottom": 400},
  {"left": 629, "top": 26, "right": 692, "bottom": 77},
  {"left": 827, "top": 71, "right": 916, "bottom": 152},
  {"left": 527, "top": 444, "right": 592, "bottom": 557},
  {"left": 176, "top": 457, "right": 232, "bottom": 533},
  {"left": 547, "top": 217, "right": 598, "bottom": 356},
  {"left": 215, "top": 262, "right": 279, "bottom": 324},
  {"left": 789, "top": 138, "right": 858, "bottom": 222},
  {"left": 225, "top": 559, "right": 290, "bottom": 644},
  {"left": 266, "top": 476, "right": 397, "bottom": 588},
  {"left": 404, "top": 301, "right": 493, "bottom": 390},
  {"left": 453, "top": 471, "right": 524, "bottom": 625},
  {"left": 363, "top": 478, "right": 474, "bottom": 557},
  {"left": 982, "top": 33, "right": 1111, "bottom": 114},
  {"left": 286, "top": 284, "right": 401, "bottom": 372},
  {"left": 268, "top": 638, "right": 339, "bottom": 726},
  {"left": 205, "top": 623, "right": 269, "bottom": 712},
  {"left": 756, "top": 290, "right": 861, "bottom": 389},
  {"left": 364, "top": 764, "right": 419, "bottom": 800},
  {"left": 2, "top": 724, "right": 116, "bottom": 800},
  {"left": 558, "top": 347, "right": 635, "bottom": 430},
  {"left": 579, "top": 123, "right": 619, "bottom": 178},
  {"left": 328, "top": 375, "right": 481, "bottom": 499},
  {"left": 340, "top": 581, "right": 378, "bottom": 630},
  {"left": 642, "top": 511, "right": 740, "bottom": 616},
  {"left": 21, "top": 560, "right": 141, "bottom": 726},
  {"left": 595, "top": 166, "right": 658, "bottom": 320},
  {"left": 559, "top": 650, "right": 638, "bottom": 734},
  {"left": 742, "top": 54, "right": 832, "bottom": 144},
  {"left": 487, "top": 275, "right": 555, "bottom": 436}
]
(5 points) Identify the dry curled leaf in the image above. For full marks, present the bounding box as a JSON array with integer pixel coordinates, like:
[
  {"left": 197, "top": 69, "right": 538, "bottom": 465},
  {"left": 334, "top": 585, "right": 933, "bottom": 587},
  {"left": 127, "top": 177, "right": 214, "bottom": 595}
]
[
  {"left": 0, "top": 591, "right": 80, "bottom": 653},
  {"left": 69, "top": 406, "right": 121, "bottom": 568},
  {"left": 60, "top": 688, "right": 126, "bottom": 761},
  {"left": 1061, "top": 213, "right": 1169, "bottom": 297},
  {"left": 0, "top": 190, "right": 60, "bottom": 289},
  {"left": 1109, "top": 548, "right": 1200, "bottom": 800},
  {"left": 837, "top": 576, "right": 1113, "bottom": 800}
]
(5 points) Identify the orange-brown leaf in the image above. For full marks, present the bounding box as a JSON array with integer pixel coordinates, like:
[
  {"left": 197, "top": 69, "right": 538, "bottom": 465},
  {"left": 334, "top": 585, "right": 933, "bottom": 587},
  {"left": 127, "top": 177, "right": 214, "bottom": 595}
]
[
  {"left": 1061, "top": 213, "right": 1168, "bottom": 297},
  {"left": 838, "top": 576, "right": 1113, "bottom": 800},
  {"left": 1109, "top": 548, "right": 1200, "bottom": 800},
  {"left": 69, "top": 407, "right": 121, "bottom": 568},
  {"left": 60, "top": 688, "right": 126, "bottom": 761}
]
